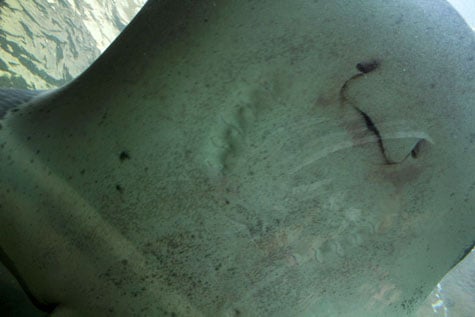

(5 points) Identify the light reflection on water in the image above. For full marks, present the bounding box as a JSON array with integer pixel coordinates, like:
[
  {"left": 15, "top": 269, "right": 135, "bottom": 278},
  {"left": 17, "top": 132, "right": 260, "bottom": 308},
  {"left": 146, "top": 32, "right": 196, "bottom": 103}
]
[
  {"left": 419, "top": 249, "right": 475, "bottom": 317},
  {"left": 431, "top": 284, "right": 449, "bottom": 316},
  {"left": 447, "top": 0, "right": 475, "bottom": 30}
]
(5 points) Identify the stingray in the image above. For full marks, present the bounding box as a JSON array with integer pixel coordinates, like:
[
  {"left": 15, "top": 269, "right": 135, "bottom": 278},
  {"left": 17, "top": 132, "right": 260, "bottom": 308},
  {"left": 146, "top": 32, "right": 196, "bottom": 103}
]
[{"left": 0, "top": 0, "right": 474, "bottom": 316}]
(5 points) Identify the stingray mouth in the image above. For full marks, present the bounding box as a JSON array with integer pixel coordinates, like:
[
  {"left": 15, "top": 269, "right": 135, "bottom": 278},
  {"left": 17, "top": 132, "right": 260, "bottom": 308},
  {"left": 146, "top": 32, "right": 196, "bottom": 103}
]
[
  {"left": 288, "top": 123, "right": 433, "bottom": 176},
  {"left": 206, "top": 103, "right": 434, "bottom": 216},
  {"left": 342, "top": 114, "right": 434, "bottom": 165}
]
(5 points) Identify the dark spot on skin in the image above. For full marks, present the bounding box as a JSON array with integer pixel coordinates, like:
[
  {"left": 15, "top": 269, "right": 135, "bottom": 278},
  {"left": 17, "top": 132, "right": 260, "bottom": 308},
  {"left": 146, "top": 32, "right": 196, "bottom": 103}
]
[
  {"left": 26, "top": 136, "right": 31, "bottom": 141},
  {"left": 116, "top": 184, "right": 124, "bottom": 193},
  {"left": 80, "top": 169, "right": 85, "bottom": 175},
  {"left": 36, "top": 149, "right": 40, "bottom": 154},
  {"left": 401, "top": 299, "right": 410, "bottom": 310},
  {"left": 119, "top": 151, "right": 130, "bottom": 161},
  {"left": 99, "top": 112, "right": 108, "bottom": 126},
  {"left": 203, "top": 18, "right": 208, "bottom": 23},
  {"left": 356, "top": 60, "right": 380, "bottom": 74},
  {"left": 225, "top": 199, "right": 230, "bottom": 205},
  {"left": 234, "top": 309, "right": 241, "bottom": 316},
  {"left": 11, "top": 108, "right": 19, "bottom": 113},
  {"left": 400, "top": 287, "right": 424, "bottom": 313}
]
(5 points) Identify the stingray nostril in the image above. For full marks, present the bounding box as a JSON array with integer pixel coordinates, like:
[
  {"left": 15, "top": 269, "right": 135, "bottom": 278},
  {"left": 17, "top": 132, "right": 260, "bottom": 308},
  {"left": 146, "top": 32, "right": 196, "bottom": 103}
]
[
  {"left": 410, "top": 139, "right": 428, "bottom": 159},
  {"left": 411, "top": 148, "right": 419, "bottom": 159}
]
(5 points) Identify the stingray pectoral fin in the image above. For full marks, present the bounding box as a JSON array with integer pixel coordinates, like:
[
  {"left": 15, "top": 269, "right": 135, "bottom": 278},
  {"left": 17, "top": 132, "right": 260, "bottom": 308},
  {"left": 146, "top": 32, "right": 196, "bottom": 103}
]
[
  {"left": 0, "top": 247, "right": 57, "bottom": 314},
  {"left": 1, "top": 0, "right": 475, "bottom": 316}
]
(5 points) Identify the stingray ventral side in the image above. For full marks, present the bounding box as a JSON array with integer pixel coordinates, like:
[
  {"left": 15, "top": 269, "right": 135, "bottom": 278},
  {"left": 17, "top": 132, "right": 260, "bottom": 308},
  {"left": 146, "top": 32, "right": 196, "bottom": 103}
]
[{"left": 0, "top": 0, "right": 475, "bottom": 316}]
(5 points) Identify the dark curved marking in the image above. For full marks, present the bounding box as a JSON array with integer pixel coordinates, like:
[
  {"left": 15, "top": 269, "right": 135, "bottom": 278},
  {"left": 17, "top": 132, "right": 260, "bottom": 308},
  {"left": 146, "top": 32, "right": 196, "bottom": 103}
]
[
  {"left": 0, "top": 246, "right": 58, "bottom": 313},
  {"left": 339, "top": 62, "right": 427, "bottom": 165},
  {"left": 353, "top": 106, "right": 394, "bottom": 164},
  {"left": 339, "top": 60, "right": 393, "bottom": 163},
  {"left": 339, "top": 73, "right": 363, "bottom": 106},
  {"left": 0, "top": 88, "right": 43, "bottom": 119}
]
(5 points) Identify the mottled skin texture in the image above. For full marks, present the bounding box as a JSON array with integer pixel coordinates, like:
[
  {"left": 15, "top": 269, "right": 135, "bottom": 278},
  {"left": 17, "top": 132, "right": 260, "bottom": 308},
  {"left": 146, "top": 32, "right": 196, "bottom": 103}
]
[{"left": 0, "top": 0, "right": 474, "bottom": 316}]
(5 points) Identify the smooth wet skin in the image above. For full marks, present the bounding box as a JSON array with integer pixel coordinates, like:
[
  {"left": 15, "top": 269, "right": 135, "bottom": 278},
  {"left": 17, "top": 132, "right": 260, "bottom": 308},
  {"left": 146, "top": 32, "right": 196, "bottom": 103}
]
[{"left": 0, "top": 0, "right": 475, "bottom": 316}]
